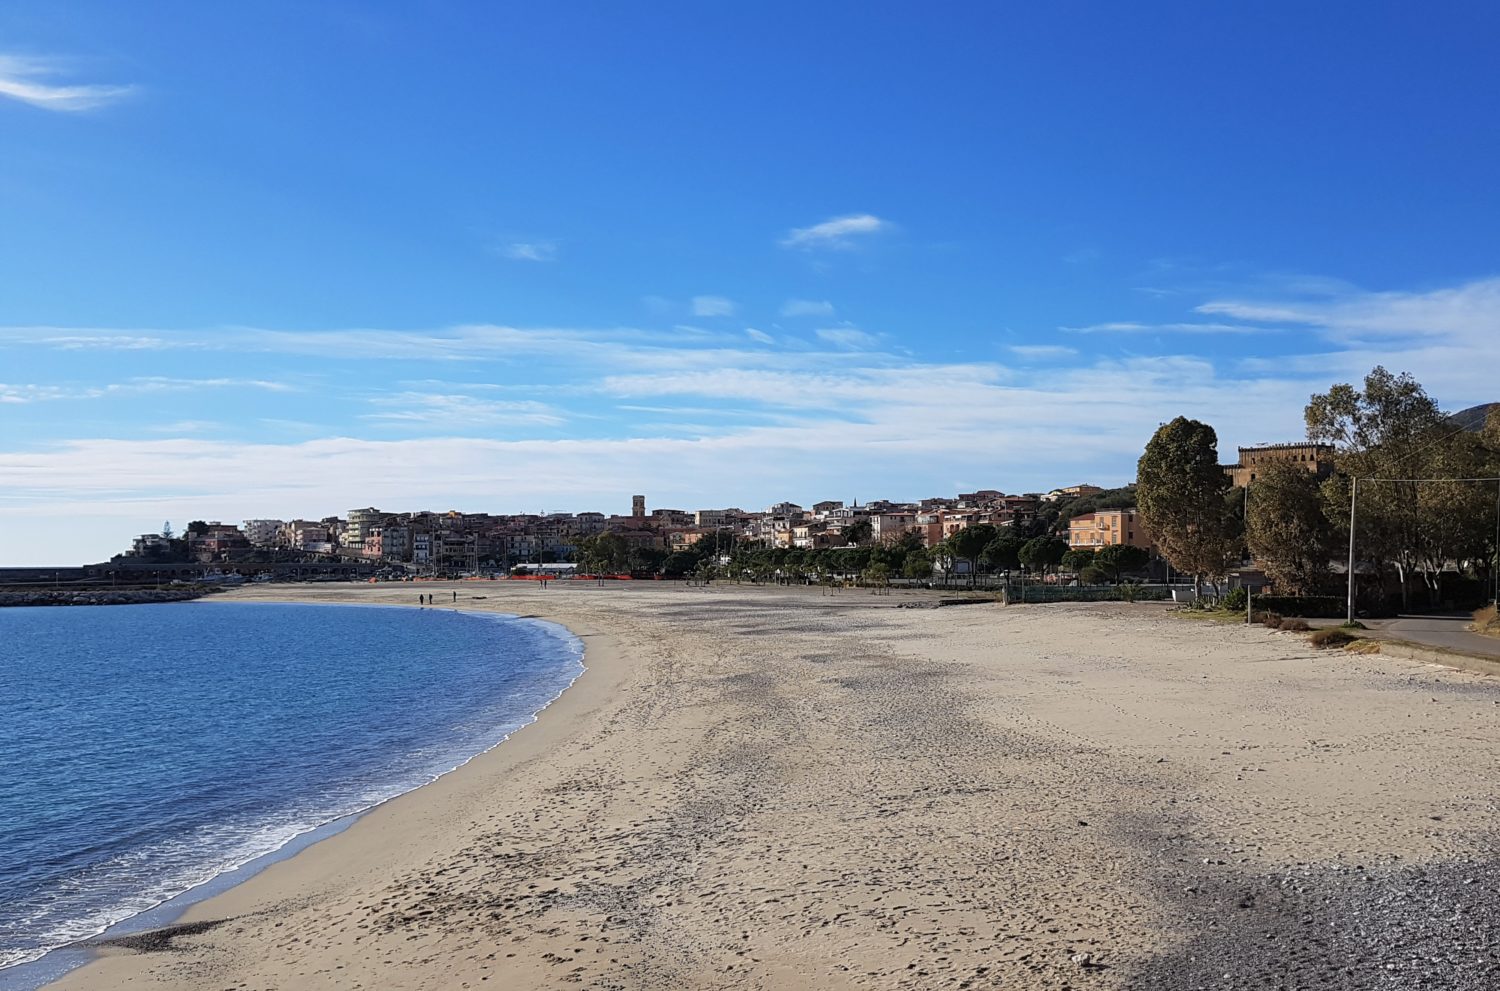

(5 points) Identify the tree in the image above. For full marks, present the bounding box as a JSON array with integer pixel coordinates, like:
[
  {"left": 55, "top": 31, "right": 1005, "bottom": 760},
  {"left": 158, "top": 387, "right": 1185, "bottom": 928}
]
[
  {"left": 948, "top": 523, "right": 997, "bottom": 585},
  {"left": 185, "top": 520, "right": 209, "bottom": 535},
  {"left": 889, "top": 528, "right": 926, "bottom": 554},
  {"left": 1061, "top": 548, "right": 1095, "bottom": 574},
  {"left": 842, "top": 518, "right": 873, "bottom": 546},
  {"left": 1095, "top": 543, "right": 1150, "bottom": 582},
  {"left": 627, "top": 546, "right": 667, "bottom": 575},
  {"left": 1079, "top": 564, "right": 1108, "bottom": 585},
  {"left": 863, "top": 562, "right": 891, "bottom": 587},
  {"left": 1019, "top": 536, "right": 1068, "bottom": 574},
  {"left": 1245, "top": 460, "right": 1335, "bottom": 595},
  {"left": 902, "top": 548, "right": 933, "bottom": 579},
  {"left": 980, "top": 533, "right": 1024, "bottom": 573},
  {"left": 1137, "top": 417, "right": 1240, "bottom": 594},
  {"left": 161, "top": 521, "right": 174, "bottom": 540},
  {"left": 577, "top": 533, "right": 629, "bottom": 574},
  {"left": 662, "top": 551, "right": 698, "bottom": 577},
  {"left": 1308, "top": 367, "right": 1493, "bottom": 609}
]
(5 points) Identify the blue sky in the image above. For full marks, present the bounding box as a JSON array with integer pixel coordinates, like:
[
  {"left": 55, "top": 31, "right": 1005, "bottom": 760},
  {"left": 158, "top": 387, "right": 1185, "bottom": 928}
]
[{"left": 3, "top": 2, "right": 1498, "bottom": 564}]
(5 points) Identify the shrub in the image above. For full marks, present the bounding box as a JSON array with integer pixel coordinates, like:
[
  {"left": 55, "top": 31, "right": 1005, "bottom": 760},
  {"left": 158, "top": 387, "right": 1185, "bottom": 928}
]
[
  {"left": 1473, "top": 604, "right": 1500, "bottom": 637},
  {"left": 1251, "top": 595, "right": 1344, "bottom": 618},
  {"left": 1117, "top": 583, "right": 1141, "bottom": 603},
  {"left": 1278, "top": 618, "right": 1311, "bottom": 632},
  {"left": 1339, "top": 620, "right": 1368, "bottom": 630},
  {"left": 1255, "top": 611, "right": 1282, "bottom": 628},
  {"left": 1221, "top": 588, "right": 1247, "bottom": 612},
  {"left": 1309, "top": 628, "right": 1357, "bottom": 649}
]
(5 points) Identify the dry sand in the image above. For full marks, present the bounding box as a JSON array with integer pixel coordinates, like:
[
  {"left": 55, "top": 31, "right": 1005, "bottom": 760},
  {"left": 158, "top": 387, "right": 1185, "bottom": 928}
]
[{"left": 48, "top": 582, "right": 1500, "bottom": 989}]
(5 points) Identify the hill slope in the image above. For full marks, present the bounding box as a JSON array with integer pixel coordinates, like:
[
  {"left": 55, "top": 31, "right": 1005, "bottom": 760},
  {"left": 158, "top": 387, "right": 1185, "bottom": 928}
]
[{"left": 1447, "top": 402, "right": 1498, "bottom": 431}]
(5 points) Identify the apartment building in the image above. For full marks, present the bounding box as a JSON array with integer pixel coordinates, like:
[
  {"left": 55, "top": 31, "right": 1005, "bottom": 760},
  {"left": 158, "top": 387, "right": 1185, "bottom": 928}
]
[
  {"left": 282, "top": 520, "right": 331, "bottom": 553},
  {"left": 1067, "top": 508, "right": 1153, "bottom": 551},
  {"left": 240, "top": 519, "right": 285, "bottom": 547},
  {"left": 871, "top": 511, "right": 917, "bottom": 543},
  {"left": 1044, "top": 483, "right": 1104, "bottom": 502},
  {"left": 342, "top": 507, "right": 386, "bottom": 554}
]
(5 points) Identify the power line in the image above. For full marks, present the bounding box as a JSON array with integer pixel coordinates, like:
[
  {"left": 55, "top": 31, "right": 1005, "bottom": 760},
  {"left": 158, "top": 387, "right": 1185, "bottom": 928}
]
[{"left": 1360, "top": 477, "right": 1500, "bottom": 483}]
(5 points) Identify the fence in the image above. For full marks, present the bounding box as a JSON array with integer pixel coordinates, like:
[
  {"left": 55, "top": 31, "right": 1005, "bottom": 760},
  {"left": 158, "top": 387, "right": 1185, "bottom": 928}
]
[{"left": 999, "top": 582, "right": 1179, "bottom": 604}]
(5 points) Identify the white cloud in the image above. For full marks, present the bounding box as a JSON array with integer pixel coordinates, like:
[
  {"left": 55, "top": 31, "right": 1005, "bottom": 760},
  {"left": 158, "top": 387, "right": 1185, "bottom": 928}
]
[
  {"left": 0, "top": 377, "right": 293, "bottom": 403},
  {"left": 0, "top": 54, "right": 135, "bottom": 112},
  {"left": 123, "top": 377, "right": 297, "bottom": 394},
  {"left": 1008, "top": 344, "right": 1078, "bottom": 359},
  {"left": 148, "top": 420, "right": 220, "bottom": 434},
  {"left": 1197, "top": 276, "right": 1500, "bottom": 347},
  {"left": 364, "top": 392, "right": 565, "bottom": 427},
  {"left": 780, "top": 213, "right": 892, "bottom": 250},
  {"left": 780, "top": 299, "right": 836, "bottom": 318},
  {"left": 501, "top": 241, "right": 558, "bottom": 262},
  {"left": 691, "top": 295, "right": 736, "bottom": 317},
  {"left": 7, "top": 272, "right": 1499, "bottom": 564},
  {"left": 42, "top": 335, "right": 178, "bottom": 351},
  {"left": 814, "top": 327, "right": 881, "bottom": 351},
  {"left": 1060, "top": 321, "right": 1271, "bottom": 335}
]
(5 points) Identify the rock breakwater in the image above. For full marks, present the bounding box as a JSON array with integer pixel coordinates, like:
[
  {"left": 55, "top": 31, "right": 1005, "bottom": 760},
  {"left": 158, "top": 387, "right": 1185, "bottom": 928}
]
[{"left": 0, "top": 588, "right": 211, "bottom": 607}]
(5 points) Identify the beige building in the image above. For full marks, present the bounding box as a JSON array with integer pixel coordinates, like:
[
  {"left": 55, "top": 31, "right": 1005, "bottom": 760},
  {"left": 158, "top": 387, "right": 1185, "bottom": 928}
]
[
  {"left": 1223, "top": 443, "right": 1335, "bottom": 487},
  {"left": 1067, "top": 508, "right": 1153, "bottom": 551}
]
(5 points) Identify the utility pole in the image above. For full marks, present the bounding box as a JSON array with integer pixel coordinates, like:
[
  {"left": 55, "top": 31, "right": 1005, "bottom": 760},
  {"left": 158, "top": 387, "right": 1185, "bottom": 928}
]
[
  {"left": 1245, "top": 481, "right": 1252, "bottom": 625},
  {"left": 1345, "top": 477, "right": 1358, "bottom": 625}
]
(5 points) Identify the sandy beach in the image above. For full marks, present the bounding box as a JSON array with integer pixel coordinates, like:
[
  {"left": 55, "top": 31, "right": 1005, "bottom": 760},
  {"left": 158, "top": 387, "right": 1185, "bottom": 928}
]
[{"left": 47, "top": 582, "right": 1500, "bottom": 990}]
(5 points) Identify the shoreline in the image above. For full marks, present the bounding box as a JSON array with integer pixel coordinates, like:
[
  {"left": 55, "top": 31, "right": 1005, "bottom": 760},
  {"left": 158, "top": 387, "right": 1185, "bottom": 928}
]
[
  {"left": 23, "top": 595, "right": 610, "bottom": 990},
  {"left": 39, "top": 582, "right": 1500, "bottom": 990}
]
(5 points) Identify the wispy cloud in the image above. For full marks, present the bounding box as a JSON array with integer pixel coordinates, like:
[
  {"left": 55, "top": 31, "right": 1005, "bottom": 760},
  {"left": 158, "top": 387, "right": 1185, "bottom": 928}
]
[
  {"left": 691, "top": 295, "right": 736, "bottom": 317},
  {"left": 814, "top": 327, "right": 881, "bottom": 351},
  {"left": 364, "top": 392, "right": 565, "bottom": 427},
  {"left": 1197, "top": 276, "right": 1500, "bottom": 347},
  {"left": 780, "top": 213, "right": 892, "bottom": 250},
  {"left": 1061, "top": 321, "right": 1271, "bottom": 335},
  {"left": 0, "top": 54, "right": 135, "bottom": 112},
  {"left": 780, "top": 298, "right": 835, "bottom": 318},
  {"left": 0, "top": 377, "right": 293, "bottom": 403},
  {"left": 1008, "top": 344, "right": 1078, "bottom": 359},
  {"left": 148, "top": 420, "right": 220, "bottom": 434},
  {"left": 501, "top": 241, "right": 558, "bottom": 262},
  {"left": 7, "top": 271, "right": 1498, "bottom": 565}
]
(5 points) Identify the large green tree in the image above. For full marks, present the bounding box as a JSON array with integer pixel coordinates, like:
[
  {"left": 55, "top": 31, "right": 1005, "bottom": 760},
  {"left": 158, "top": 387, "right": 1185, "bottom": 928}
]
[
  {"left": 948, "top": 523, "right": 997, "bottom": 584},
  {"left": 1244, "top": 459, "right": 1335, "bottom": 596},
  {"left": 1060, "top": 548, "right": 1095, "bottom": 574},
  {"left": 1136, "top": 416, "right": 1240, "bottom": 593},
  {"left": 1308, "top": 367, "right": 1495, "bottom": 609},
  {"left": 842, "top": 518, "right": 873, "bottom": 546},
  {"left": 1095, "top": 543, "right": 1150, "bottom": 582},
  {"left": 1019, "top": 536, "right": 1069, "bottom": 574},
  {"left": 980, "top": 532, "right": 1024, "bottom": 573}
]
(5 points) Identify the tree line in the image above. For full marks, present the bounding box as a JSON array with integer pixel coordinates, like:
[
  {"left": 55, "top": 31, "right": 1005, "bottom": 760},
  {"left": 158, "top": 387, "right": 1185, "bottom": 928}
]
[
  {"left": 1137, "top": 367, "right": 1500, "bottom": 609},
  {"left": 574, "top": 513, "right": 1152, "bottom": 586}
]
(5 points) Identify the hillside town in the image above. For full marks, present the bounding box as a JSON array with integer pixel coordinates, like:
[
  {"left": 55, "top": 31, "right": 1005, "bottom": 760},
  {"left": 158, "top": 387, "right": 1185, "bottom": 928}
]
[
  {"left": 107, "top": 441, "right": 1332, "bottom": 582},
  {"left": 85, "top": 363, "right": 1496, "bottom": 623}
]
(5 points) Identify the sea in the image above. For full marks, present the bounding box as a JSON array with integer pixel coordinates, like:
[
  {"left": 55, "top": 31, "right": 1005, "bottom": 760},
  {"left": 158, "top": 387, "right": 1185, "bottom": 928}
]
[{"left": 0, "top": 600, "right": 584, "bottom": 986}]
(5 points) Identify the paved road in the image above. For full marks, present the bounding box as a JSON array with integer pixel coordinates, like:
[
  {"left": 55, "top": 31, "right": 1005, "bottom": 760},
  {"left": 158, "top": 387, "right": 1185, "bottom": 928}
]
[{"left": 1367, "top": 611, "right": 1500, "bottom": 658}]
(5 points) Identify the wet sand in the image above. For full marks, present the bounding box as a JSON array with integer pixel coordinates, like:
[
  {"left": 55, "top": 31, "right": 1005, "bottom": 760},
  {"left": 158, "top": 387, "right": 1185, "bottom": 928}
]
[{"left": 49, "top": 582, "right": 1500, "bottom": 989}]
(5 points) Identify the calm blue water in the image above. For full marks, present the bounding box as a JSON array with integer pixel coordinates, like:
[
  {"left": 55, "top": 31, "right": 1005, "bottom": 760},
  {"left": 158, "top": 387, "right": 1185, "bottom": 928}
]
[{"left": 0, "top": 601, "right": 583, "bottom": 974}]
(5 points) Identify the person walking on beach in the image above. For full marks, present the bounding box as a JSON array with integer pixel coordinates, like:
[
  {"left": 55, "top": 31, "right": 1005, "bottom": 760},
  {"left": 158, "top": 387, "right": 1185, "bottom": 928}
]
[{"left": 452, "top": 590, "right": 457, "bottom": 603}]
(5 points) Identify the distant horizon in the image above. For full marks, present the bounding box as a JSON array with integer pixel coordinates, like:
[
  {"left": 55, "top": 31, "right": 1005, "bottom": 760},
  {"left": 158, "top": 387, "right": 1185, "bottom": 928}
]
[{"left": 4, "top": 4, "right": 1498, "bottom": 565}]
